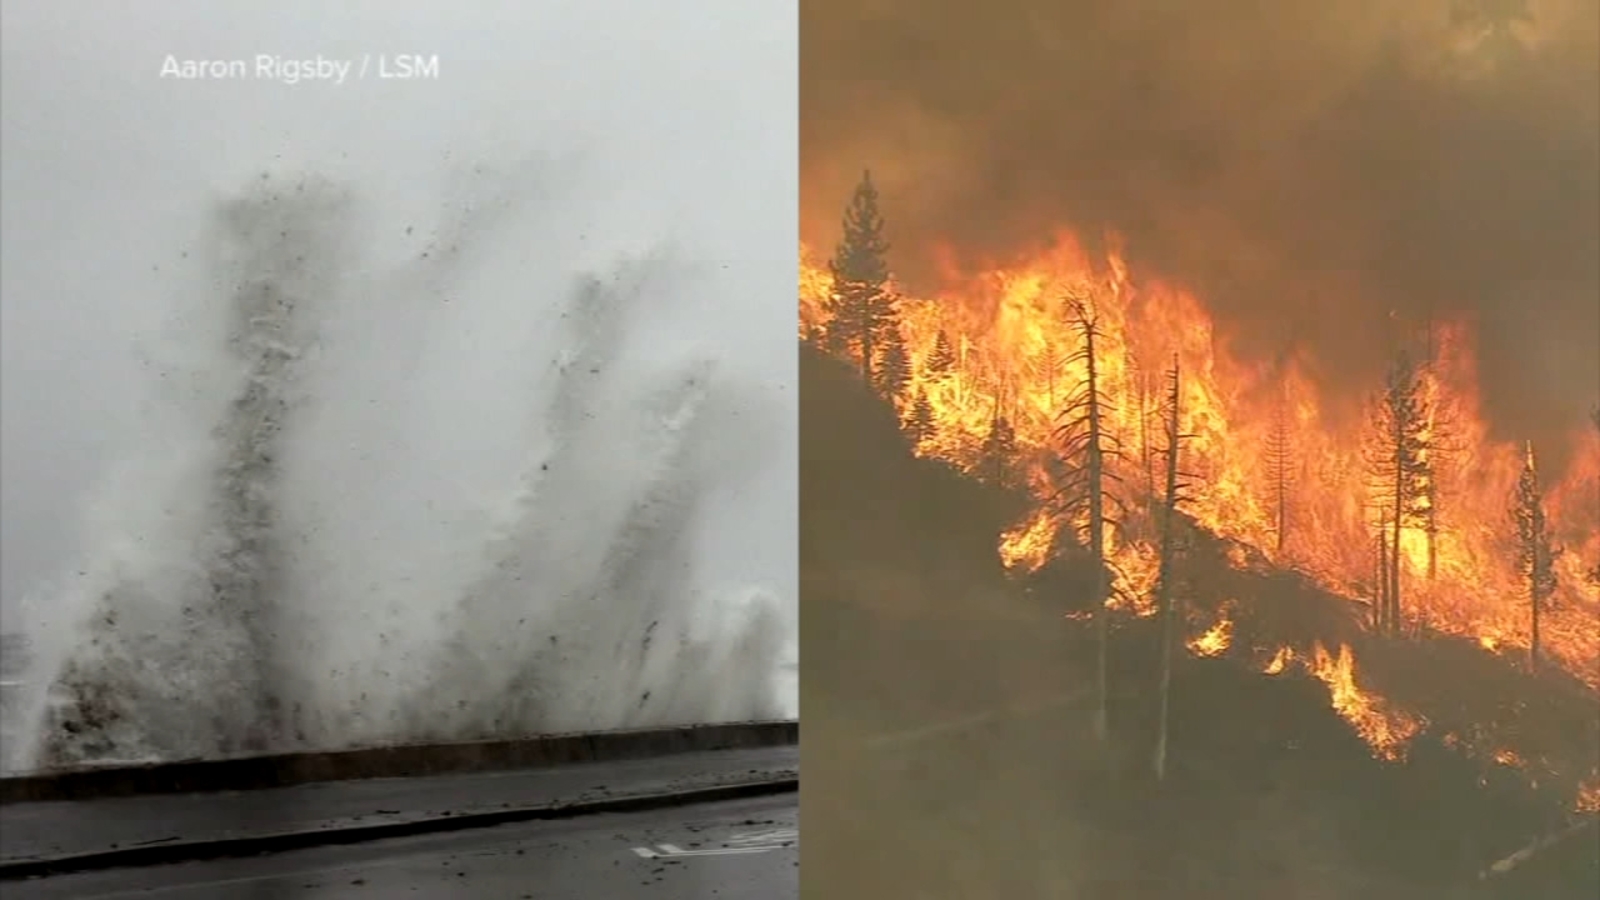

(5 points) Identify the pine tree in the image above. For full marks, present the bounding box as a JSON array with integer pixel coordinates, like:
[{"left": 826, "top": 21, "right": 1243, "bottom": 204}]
[
  {"left": 826, "top": 171, "right": 898, "bottom": 385},
  {"left": 1511, "top": 441, "right": 1558, "bottom": 670},
  {"left": 1053, "top": 299, "right": 1127, "bottom": 741},
  {"left": 1031, "top": 339, "right": 1065, "bottom": 412},
  {"left": 927, "top": 329, "right": 957, "bottom": 375},
  {"left": 980, "top": 390, "right": 1018, "bottom": 487},
  {"left": 907, "top": 389, "right": 936, "bottom": 448},
  {"left": 1264, "top": 388, "right": 1294, "bottom": 560},
  {"left": 876, "top": 326, "right": 912, "bottom": 399},
  {"left": 1365, "top": 350, "right": 1432, "bottom": 636}
]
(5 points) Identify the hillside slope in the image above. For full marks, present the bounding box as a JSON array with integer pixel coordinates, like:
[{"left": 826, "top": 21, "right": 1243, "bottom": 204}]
[{"left": 799, "top": 340, "right": 1598, "bottom": 899}]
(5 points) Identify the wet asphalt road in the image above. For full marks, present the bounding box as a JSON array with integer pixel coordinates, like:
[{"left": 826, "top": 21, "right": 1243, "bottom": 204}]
[
  {"left": 3, "top": 793, "right": 797, "bottom": 899},
  {"left": 0, "top": 746, "right": 797, "bottom": 865}
]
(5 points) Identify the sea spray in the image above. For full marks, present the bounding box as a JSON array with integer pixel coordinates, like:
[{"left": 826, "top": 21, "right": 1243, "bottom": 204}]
[
  {"left": 10, "top": 170, "right": 791, "bottom": 772},
  {"left": 28, "top": 180, "right": 354, "bottom": 766}
]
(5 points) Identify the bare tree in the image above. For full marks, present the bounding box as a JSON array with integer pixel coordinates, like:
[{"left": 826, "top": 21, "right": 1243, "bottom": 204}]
[
  {"left": 1264, "top": 386, "right": 1294, "bottom": 560},
  {"left": 1153, "top": 356, "right": 1199, "bottom": 781},
  {"left": 1053, "top": 298, "right": 1127, "bottom": 741},
  {"left": 1511, "top": 441, "right": 1558, "bottom": 670},
  {"left": 1365, "top": 350, "right": 1432, "bottom": 635}
]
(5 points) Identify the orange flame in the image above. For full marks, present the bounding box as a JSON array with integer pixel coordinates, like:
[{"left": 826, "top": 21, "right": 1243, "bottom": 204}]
[
  {"left": 1578, "top": 777, "right": 1600, "bottom": 814},
  {"left": 1186, "top": 612, "right": 1234, "bottom": 658},
  {"left": 800, "top": 231, "right": 1600, "bottom": 689},
  {"left": 1306, "top": 642, "right": 1425, "bottom": 761},
  {"left": 1262, "top": 645, "right": 1295, "bottom": 675}
]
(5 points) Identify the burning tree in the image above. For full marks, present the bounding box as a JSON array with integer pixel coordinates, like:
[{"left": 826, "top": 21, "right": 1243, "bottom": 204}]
[
  {"left": 906, "top": 388, "right": 936, "bottom": 448},
  {"left": 1414, "top": 335, "right": 1467, "bottom": 582},
  {"left": 980, "top": 391, "right": 1019, "bottom": 488},
  {"left": 927, "top": 329, "right": 957, "bottom": 376},
  {"left": 1052, "top": 298, "right": 1127, "bottom": 741},
  {"left": 877, "top": 328, "right": 912, "bottom": 399},
  {"left": 1365, "top": 350, "right": 1434, "bottom": 636},
  {"left": 1264, "top": 385, "right": 1295, "bottom": 560},
  {"left": 825, "top": 170, "right": 899, "bottom": 386},
  {"left": 1030, "top": 338, "right": 1067, "bottom": 413},
  {"left": 1511, "top": 441, "right": 1557, "bottom": 670},
  {"left": 1153, "top": 356, "right": 1198, "bottom": 781},
  {"left": 1126, "top": 358, "right": 1160, "bottom": 507}
]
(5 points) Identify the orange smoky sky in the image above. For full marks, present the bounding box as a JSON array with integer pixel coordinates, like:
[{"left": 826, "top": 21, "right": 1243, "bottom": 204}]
[{"left": 801, "top": 0, "right": 1599, "bottom": 462}]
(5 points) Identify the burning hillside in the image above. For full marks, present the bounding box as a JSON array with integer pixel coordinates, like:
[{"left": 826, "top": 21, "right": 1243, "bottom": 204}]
[
  {"left": 801, "top": 1, "right": 1597, "bottom": 892},
  {"left": 801, "top": 229, "right": 1599, "bottom": 686},
  {"left": 799, "top": 181, "right": 1600, "bottom": 816}
]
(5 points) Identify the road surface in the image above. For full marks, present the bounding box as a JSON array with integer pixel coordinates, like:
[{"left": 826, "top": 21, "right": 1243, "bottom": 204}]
[
  {"left": 1, "top": 745, "right": 795, "bottom": 868},
  {"left": 4, "top": 793, "right": 797, "bottom": 899}
]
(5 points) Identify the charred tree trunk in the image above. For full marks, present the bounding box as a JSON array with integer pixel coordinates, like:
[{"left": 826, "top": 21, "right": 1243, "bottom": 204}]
[
  {"left": 1513, "top": 442, "right": 1556, "bottom": 673},
  {"left": 1055, "top": 301, "right": 1126, "bottom": 745},
  {"left": 1275, "top": 473, "right": 1287, "bottom": 558},
  {"left": 1529, "top": 566, "right": 1542, "bottom": 671},
  {"left": 1375, "top": 518, "right": 1389, "bottom": 632},
  {"left": 989, "top": 391, "right": 1004, "bottom": 486},
  {"left": 1390, "top": 452, "right": 1405, "bottom": 636},
  {"left": 1140, "top": 376, "right": 1155, "bottom": 503},
  {"left": 1084, "top": 332, "right": 1110, "bottom": 742},
  {"left": 1425, "top": 507, "right": 1438, "bottom": 582},
  {"left": 1153, "top": 358, "right": 1191, "bottom": 781},
  {"left": 1369, "top": 349, "right": 1430, "bottom": 638}
]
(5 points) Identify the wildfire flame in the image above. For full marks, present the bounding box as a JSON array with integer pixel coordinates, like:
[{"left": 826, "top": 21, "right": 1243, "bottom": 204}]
[
  {"left": 1186, "top": 614, "right": 1234, "bottom": 658},
  {"left": 1251, "top": 641, "right": 1424, "bottom": 760},
  {"left": 1578, "top": 778, "right": 1600, "bottom": 814},
  {"left": 1307, "top": 642, "right": 1425, "bottom": 762},
  {"left": 1492, "top": 748, "right": 1526, "bottom": 769},
  {"left": 1262, "top": 646, "right": 1295, "bottom": 676},
  {"left": 800, "top": 231, "right": 1600, "bottom": 690}
]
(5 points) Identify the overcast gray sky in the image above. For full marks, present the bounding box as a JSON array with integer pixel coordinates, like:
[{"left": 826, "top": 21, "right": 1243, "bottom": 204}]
[{"left": 0, "top": 0, "right": 799, "bottom": 623}]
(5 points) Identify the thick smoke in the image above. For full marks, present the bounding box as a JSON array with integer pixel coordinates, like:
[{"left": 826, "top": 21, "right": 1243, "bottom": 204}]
[
  {"left": 802, "top": 0, "right": 1599, "bottom": 463},
  {"left": 6, "top": 171, "right": 791, "bottom": 771}
]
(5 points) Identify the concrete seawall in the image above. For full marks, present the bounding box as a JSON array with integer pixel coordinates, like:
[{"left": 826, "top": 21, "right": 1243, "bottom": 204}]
[{"left": 0, "top": 719, "right": 798, "bottom": 804}]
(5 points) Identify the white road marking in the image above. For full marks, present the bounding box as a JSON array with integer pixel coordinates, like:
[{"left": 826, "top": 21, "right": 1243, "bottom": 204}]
[{"left": 630, "top": 826, "right": 797, "bottom": 858}]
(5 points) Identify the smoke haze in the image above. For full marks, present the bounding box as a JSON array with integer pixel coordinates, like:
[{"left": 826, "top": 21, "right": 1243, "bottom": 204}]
[{"left": 802, "top": 0, "right": 1598, "bottom": 462}]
